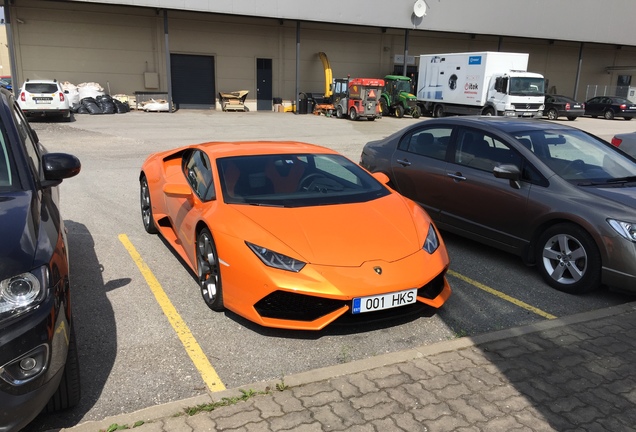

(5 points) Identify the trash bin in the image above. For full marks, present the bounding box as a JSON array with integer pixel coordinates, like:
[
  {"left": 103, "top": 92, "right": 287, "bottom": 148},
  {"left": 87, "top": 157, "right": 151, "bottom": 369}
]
[{"left": 297, "top": 93, "right": 308, "bottom": 114}]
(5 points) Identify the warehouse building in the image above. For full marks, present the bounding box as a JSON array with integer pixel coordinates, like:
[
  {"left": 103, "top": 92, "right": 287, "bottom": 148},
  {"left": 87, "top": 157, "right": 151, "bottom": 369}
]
[{"left": 4, "top": 0, "right": 636, "bottom": 111}]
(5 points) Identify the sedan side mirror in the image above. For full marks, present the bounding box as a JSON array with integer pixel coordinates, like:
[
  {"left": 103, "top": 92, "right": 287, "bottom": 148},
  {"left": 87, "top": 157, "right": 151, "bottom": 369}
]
[
  {"left": 42, "top": 152, "right": 81, "bottom": 187},
  {"left": 493, "top": 164, "right": 521, "bottom": 189}
]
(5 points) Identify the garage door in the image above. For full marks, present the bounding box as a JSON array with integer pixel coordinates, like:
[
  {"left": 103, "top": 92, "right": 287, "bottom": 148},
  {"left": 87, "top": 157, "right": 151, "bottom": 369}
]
[{"left": 170, "top": 54, "right": 216, "bottom": 109}]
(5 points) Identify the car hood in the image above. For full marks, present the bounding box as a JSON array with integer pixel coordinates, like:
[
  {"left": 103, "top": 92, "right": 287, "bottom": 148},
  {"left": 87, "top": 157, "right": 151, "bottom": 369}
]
[
  {"left": 230, "top": 194, "right": 424, "bottom": 266},
  {"left": 581, "top": 184, "right": 636, "bottom": 209},
  {"left": 0, "top": 192, "right": 37, "bottom": 280}
]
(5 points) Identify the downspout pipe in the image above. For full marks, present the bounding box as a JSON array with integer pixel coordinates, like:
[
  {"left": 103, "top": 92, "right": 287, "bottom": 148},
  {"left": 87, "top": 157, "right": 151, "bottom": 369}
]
[{"left": 164, "top": 9, "right": 173, "bottom": 113}]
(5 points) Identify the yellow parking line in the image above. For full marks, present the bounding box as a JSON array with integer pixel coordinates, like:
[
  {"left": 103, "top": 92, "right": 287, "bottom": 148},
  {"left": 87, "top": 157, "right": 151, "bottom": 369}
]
[
  {"left": 448, "top": 269, "right": 557, "bottom": 320},
  {"left": 119, "top": 234, "right": 226, "bottom": 392}
]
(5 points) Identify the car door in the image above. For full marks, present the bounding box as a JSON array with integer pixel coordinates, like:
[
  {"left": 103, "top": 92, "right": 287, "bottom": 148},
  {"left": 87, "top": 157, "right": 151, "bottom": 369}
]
[
  {"left": 389, "top": 125, "right": 453, "bottom": 222},
  {"left": 586, "top": 97, "right": 604, "bottom": 116},
  {"left": 165, "top": 150, "right": 215, "bottom": 266},
  {"left": 437, "top": 127, "right": 533, "bottom": 251}
]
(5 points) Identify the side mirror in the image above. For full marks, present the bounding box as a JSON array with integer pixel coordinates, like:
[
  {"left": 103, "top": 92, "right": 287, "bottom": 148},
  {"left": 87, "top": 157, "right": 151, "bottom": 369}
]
[
  {"left": 372, "top": 171, "right": 391, "bottom": 185},
  {"left": 493, "top": 164, "right": 521, "bottom": 189},
  {"left": 42, "top": 153, "right": 81, "bottom": 187},
  {"left": 163, "top": 183, "right": 192, "bottom": 197}
]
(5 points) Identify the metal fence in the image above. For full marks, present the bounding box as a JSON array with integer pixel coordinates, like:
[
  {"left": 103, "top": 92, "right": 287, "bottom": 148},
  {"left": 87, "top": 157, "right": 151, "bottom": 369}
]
[{"left": 585, "top": 85, "right": 636, "bottom": 101}]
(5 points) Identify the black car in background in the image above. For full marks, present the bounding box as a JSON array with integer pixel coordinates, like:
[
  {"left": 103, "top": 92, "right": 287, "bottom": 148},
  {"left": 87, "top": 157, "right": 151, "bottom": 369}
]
[
  {"left": 0, "top": 88, "right": 81, "bottom": 431},
  {"left": 584, "top": 96, "right": 636, "bottom": 120},
  {"left": 543, "top": 94, "right": 585, "bottom": 120}
]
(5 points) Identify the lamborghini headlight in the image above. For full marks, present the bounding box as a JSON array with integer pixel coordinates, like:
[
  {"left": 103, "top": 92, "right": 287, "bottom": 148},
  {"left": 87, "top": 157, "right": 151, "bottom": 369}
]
[
  {"left": 608, "top": 219, "right": 636, "bottom": 242},
  {"left": 423, "top": 224, "right": 440, "bottom": 254},
  {"left": 0, "top": 267, "right": 47, "bottom": 322},
  {"left": 246, "top": 242, "right": 306, "bottom": 272}
]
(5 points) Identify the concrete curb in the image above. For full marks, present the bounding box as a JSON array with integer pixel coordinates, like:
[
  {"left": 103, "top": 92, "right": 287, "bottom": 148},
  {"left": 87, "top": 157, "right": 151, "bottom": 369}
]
[{"left": 62, "top": 301, "right": 636, "bottom": 432}]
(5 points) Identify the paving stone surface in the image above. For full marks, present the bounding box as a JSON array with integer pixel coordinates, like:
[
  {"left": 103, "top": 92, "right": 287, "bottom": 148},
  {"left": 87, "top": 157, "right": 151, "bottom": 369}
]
[{"left": 65, "top": 303, "right": 636, "bottom": 432}]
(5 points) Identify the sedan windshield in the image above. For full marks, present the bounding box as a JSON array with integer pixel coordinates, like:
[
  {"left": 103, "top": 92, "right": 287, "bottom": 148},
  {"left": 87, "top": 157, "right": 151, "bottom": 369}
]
[
  {"left": 513, "top": 129, "right": 636, "bottom": 183},
  {"left": 218, "top": 153, "right": 390, "bottom": 207}
]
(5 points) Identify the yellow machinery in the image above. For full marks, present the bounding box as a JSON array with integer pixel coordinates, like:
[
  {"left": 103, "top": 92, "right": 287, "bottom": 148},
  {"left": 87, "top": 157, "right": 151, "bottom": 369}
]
[{"left": 318, "top": 52, "right": 333, "bottom": 100}]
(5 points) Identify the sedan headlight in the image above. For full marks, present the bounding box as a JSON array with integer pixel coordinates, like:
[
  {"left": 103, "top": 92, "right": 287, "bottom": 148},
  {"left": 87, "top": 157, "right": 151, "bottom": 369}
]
[
  {"left": 246, "top": 242, "right": 306, "bottom": 272},
  {"left": 0, "top": 267, "right": 47, "bottom": 321},
  {"left": 423, "top": 224, "right": 440, "bottom": 254},
  {"left": 608, "top": 219, "right": 636, "bottom": 242}
]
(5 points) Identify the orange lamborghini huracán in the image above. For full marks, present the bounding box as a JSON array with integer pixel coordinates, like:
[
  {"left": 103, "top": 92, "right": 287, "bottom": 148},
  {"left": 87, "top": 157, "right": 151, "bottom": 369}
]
[{"left": 139, "top": 141, "right": 451, "bottom": 330}]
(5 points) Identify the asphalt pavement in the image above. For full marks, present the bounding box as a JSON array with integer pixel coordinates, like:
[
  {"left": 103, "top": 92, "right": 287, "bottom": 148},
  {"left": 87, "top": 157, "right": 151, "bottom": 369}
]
[
  {"left": 62, "top": 301, "right": 636, "bottom": 432},
  {"left": 26, "top": 110, "right": 636, "bottom": 432}
]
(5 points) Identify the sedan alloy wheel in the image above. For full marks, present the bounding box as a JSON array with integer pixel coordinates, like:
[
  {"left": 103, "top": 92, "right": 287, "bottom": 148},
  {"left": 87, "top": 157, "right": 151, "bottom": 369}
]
[{"left": 536, "top": 223, "right": 601, "bottom": 294}]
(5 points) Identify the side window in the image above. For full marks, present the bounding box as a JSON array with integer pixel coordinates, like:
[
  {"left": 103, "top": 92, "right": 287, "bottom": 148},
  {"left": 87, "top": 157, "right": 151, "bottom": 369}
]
[
  {"left": 184, "top": 150, "right": 214, "bottom": 201},
  {"left": 0, "top": 128, "right": 13, "bottom": 187},
  {"left": 12, "top": 103, "right": 40, "bottom": 178},
  {"left": 398, "top": 127, "right": 452, "bottom": 160},
  {"left": 455, "top": 128, "right": 522, "bottom": 172}
]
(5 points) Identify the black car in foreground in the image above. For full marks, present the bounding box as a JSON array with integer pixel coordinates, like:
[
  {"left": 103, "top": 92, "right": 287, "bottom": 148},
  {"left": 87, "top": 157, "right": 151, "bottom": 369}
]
[
  {"left": 360, "top": 116, "right": 636, "bottom": 295},
  {"left": 543, "top": 94, "right": 585, "bottom": 121},
  {"left": 584, "top": 96, "right": 636, "bottom": 120},
  {"left": 0, "top": 88, "right": 81, "bottom": 431}
]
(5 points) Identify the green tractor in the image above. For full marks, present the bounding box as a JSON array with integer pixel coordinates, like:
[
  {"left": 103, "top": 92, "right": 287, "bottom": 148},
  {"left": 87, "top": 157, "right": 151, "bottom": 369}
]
[{"left": 380, "top": 75, "right": 421, "bottom": 118}]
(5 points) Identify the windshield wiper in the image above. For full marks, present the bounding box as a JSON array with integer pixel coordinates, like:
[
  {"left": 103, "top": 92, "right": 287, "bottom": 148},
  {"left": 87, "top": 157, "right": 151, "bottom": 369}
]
[
  {"left": 578, "top": 176, "right": 636, "bottom": 186},
  {"left": 605, "top": 176, "right": 636, "bottom": 184}
]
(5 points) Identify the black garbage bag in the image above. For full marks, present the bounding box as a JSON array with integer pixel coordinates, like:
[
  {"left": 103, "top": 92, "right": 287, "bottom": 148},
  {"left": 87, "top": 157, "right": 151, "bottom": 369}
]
[
  {"left": 114, "top": 99, "right": 130, "bottom": 113},
  {"left": 95, "top": 95, "right": 115, "bottom": 114},
  {"left": 81, "top": 97, "right": 103, "bottom": 115},
  {"left": 76, "top": 105, "right": 89, "bottom": 114}
]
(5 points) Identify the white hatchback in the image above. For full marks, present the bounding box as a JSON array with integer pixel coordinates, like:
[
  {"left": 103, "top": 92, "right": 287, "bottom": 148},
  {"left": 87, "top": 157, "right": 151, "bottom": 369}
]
[{"left": 17, "top": 79, "right": 71, "bottom": 121}]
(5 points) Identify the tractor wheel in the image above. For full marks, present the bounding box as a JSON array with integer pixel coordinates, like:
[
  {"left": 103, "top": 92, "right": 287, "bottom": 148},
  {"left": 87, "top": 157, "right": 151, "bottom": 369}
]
[
  {"left": 396, "top": 105, "right": 405, "bottom": 118},
  {"left": 380, "top": 98, "right": 390, "bottom": 116},
  {"left": 349, "top": 107, "right": 358, "bottom": 121},
  {"left": 336, "top": 106, "right": 344, "bottom": 119},
  {"left": 411, "top": 106, "right": 421, "bottom": 119}
]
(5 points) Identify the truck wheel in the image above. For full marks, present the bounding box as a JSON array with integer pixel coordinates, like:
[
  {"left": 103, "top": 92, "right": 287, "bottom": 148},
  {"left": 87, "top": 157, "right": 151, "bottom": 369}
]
[
  {"left": 411, "top": 106, "right": 421, "bottom": 119},
  {"left": 380, "top": 99, "right": 390, "bottom": 116},
  {"left": 396, "top": 105, "right": 405, "bottom": 118},
  {"left": 336, "top": 106, "right": 344, "bottom": 119},
  {"left": 482, "top": 107, "right": 495, "bottom": 116},
  {"left": 349, "top": 107, "right": 358, "bottom": 121},
  {"left": 434, "top": 105, "right": 445, "bottom": 118}
]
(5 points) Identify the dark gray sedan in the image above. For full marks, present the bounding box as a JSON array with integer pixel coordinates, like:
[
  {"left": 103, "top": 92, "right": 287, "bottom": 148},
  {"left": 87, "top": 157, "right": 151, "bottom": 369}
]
[{"left": 360, "top": 116, "right": 636, "bottom": 294}]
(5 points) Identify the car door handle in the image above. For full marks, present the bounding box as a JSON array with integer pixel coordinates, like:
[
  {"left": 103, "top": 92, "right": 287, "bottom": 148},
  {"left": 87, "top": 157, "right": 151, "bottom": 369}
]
[
  {"left": 396, "top": 158, "right": 411, "bottom": 167},
  {"left": 447, "top": 172, "right": 467, "bottom": 182}
]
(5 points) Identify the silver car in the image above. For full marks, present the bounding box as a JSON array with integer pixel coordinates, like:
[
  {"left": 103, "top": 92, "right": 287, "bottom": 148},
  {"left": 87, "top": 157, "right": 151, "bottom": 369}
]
[
  {"left": 360, "top": 116, "right": 636, "bottom": 294},
  {"left": 611, "top": 131, "right": 636, "bottom": 159}
]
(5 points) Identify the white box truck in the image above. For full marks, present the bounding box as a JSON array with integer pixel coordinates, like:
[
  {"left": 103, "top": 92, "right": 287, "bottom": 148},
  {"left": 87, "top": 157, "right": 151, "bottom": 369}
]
[{"left": 416, "top": 52, "right": 545, "bottom": 118}]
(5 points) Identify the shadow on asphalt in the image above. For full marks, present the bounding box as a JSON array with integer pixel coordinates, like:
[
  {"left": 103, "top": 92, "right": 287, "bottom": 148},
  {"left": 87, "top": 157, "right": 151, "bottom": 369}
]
[{"left": 23, "top": 221, "right": 120, "bottom": 432}]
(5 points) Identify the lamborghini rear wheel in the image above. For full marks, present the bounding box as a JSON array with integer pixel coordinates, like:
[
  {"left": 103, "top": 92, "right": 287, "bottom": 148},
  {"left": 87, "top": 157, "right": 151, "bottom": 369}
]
[{"left": 197, "top": 228, "right": 224, "bottom": 311}]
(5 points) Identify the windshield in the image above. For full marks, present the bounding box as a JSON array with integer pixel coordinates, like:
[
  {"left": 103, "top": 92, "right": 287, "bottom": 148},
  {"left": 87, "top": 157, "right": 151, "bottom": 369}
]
[
  {"left": 218, "top": 153, "right": 390, "bottom": 207},
  {"left": 25, "top": 83, "right": 59, "bottom": 93},
  {"left": 395, "top": 80, "right": 412, "bottom": 93},
  {"left": 509, "top": 77, "right": 545, "bottom": 96},
  {"left": 513, "top": 129, "right": 636, "bottom": 183}
]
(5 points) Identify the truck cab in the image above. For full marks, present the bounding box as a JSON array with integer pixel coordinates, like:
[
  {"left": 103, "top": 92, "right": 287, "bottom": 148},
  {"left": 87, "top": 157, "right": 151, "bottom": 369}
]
[{"left": 490, "top": 71, "right": 545, "bottom": 117}]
